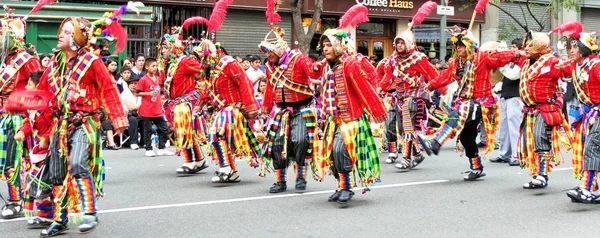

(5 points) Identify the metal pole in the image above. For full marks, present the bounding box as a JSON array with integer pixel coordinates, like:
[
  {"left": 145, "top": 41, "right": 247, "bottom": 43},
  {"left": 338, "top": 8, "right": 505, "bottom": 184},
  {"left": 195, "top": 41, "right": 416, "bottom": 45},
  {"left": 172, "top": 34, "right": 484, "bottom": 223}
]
[{"left": 440, "top": 0, "right": 447, "bottom": 63}]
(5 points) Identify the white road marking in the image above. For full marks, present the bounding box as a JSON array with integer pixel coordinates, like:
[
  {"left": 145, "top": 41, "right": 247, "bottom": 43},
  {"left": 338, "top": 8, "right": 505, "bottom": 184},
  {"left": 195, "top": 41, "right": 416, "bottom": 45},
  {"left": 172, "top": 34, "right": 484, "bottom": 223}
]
[
  {"left": 553, "top": 167, "right": 573, "bottom": 171},
  {"left": 0, "top": 179, "right": 447, "bottom": 223}
]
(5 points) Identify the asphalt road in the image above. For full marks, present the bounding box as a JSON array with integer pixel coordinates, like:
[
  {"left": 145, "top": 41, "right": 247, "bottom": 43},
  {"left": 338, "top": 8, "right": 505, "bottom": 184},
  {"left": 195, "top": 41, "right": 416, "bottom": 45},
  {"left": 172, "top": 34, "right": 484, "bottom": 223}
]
[{"left": 1, "top": 142, "right": 598, "bottom": 238}]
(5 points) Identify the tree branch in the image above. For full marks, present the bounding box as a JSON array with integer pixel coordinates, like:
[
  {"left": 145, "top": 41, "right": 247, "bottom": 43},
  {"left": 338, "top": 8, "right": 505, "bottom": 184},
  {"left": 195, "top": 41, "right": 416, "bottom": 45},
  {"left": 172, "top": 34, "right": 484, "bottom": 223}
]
[
  {"left": 306, "top": 0, "right": 322, "bottom": 38},
  {"left": 291, "top": 0, "right": 306, "bottom": 42},
  {"left": 526, "top": 0, "right": 544, "bottom": 31},
  {"left": 517, "top": 2, "right": 528, "bottom": 30},
  {"left": 490, "top": 2, "right": 528, "bottom": 32}
]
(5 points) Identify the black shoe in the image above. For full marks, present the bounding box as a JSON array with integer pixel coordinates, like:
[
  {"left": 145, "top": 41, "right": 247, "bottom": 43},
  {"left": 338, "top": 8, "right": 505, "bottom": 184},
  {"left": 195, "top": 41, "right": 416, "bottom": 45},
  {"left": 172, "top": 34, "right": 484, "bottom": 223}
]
[
  {"left": 508, "top": 160, "right": 520, "bottom": 166},
  {"left": 463, "top": 170, "right": 486, "bottom": 181},
  {"left": 328, "top": 190, "right": 341, "bottom": 202},
  {"left": 417, "top": 135, "right": 440, "bottom": 156},
  {"left": 337, "top": 190, "right": 355, "bottom": 204},
  {"left": 40, "top": 221, "right": 68, "bottom": 237},
  {"left": 412, "top": 153, "right": 425, "bottom": 168},
  {"left": 269, "top": 182, "right": 287, "bottom": 193},
  {"left": 295, "top": 179, "right": 307, "bottom": 190},
  {"left": 567, "top": 187, "right": 600, "bottom": 204},
  {"left": 476, "top": 142, "right": 486, "bottom": 148},
  {"left": 27, "top": 217, "right": 53, "bottom": 229},
  {"left": 489, "top": 157, "right": 508, "bottom": 163}
]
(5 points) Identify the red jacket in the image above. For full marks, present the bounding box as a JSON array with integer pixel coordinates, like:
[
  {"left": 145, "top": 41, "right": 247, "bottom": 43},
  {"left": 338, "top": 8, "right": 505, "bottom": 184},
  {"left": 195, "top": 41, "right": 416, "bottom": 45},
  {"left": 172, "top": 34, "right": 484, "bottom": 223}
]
[
  {"left": 37, "top": 50, "right": 128, "bottom": 139},
  {"left": 568, "top": 57, "right": 600, "bottom": 104},
  {"left": 380, "top": 50, "right": 439, "bottom": 98},
  {"left": 315, "top": 54, "right": 386, "bottom": 123},
  {"left": 519, "top": 54, "right": 571, "bottom": 106},
  {"left": 0, "top": 50, "right": 41, "bottom": 109},
  {"left": 263, "top": 49, "right": 313, "bottom": 112},
  {"left": 430, "top": 50, "right": 516, "bottom": 99},
  {"left": 207, "top": 56, "right": 259, "bottom": 112},
  {"left": 169, "top": 56, "right": 201, "bottom": 99}
]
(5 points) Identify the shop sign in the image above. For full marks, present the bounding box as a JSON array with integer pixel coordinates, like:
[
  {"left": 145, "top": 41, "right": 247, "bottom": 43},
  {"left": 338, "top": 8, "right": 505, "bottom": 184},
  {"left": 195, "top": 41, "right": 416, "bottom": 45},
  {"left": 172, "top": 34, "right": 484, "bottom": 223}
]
[{"left": 356, "top": 0, "right": 414, "bottom": 9}]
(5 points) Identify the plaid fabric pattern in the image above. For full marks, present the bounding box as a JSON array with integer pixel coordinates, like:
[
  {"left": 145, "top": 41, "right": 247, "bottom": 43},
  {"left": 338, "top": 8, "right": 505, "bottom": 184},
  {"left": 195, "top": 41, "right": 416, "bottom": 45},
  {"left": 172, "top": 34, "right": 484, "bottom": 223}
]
[
  {"left": 173, "top": 103, "right": 194, "bottom": 150},
  {"left": 572, "top": 106, "right": 598, "bottom": 179},
  {"left": 572, "top": 59, "right": 600, "bottom": 105},
  {"left": 208, "top": 106, "right": 261, "bottom": 168},
  {"left": 266, "top": 54, "right": 313, "bottom": 97},
  {"left": 321, "top": 63, "right": 339, "bottom": 117},
  {"left": 0, "top": 52, "right": 32, "bottom": 93},
  {"left": 480, "top": 102, "right": 500, "bottom": 159},
  {"left": 163, "top": 55, "right": 185, "bottom": 99},
  {"left": 0, "top": 114, "right": 26, "bottom": 185},
  {"left": 393, "top": 52, "right": 426, "bottom": 98},
  {"left": 206, "top": 57, "right": 236, "bottom": 108},
  {"left": 519, "top": 54, "right": 553, "bottom": 107},
  {"left": 455, "top": 61, "right": 476, "bottom": 99},
  {"left": 340, "top": 113, "right": 381, "bottom": 193}
]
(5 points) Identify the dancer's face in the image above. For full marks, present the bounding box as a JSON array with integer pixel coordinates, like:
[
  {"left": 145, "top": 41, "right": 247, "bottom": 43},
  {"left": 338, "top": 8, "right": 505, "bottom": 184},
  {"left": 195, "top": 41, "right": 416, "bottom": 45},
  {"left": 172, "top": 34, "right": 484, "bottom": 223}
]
[
  {"left": 266, "top": 52, "right": 278, "bottom": 64},
  {"left": 57, "top": 22, "right": 74, "bottom": 50},
  {"left": 322, "top": 39, "right": 336, "bottom": 62},
  {"left": 569, "top": 42, "right": 584, "bottom": 63},
  {"left": 395, "top": 39, "right": 406, "bottom": 54},
  {"left": 456, "top": 44, "right": 467, "bottom": 58}
]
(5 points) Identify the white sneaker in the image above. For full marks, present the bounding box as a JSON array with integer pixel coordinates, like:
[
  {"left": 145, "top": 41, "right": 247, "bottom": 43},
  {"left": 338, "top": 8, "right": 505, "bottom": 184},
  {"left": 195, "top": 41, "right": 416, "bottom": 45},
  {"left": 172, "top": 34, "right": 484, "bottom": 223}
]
[
  {"left": 130, "top": 144, "right": 139, "bottom": 150},
  {"left": 157, "top": 149, "right": 175, "bottom": 156},
  {"left": 145, "top": 151, "right": 157, "bottom": 157},
  {"left": 165, "top": 141, "right": 171, "bottom": 147}
]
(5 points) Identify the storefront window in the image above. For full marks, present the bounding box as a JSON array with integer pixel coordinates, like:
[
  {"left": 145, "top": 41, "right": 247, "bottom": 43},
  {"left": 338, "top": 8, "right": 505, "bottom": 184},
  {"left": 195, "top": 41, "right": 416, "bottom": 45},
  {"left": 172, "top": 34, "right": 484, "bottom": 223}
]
[
  {"left": 373, "top": 41, "right": 384, "bottom": 61},
  {"left": 357, "top": 23, "right": 385, "bottom": 35},
  {"left": 357, "top": 40, "right": 369, "bottom": 56}
]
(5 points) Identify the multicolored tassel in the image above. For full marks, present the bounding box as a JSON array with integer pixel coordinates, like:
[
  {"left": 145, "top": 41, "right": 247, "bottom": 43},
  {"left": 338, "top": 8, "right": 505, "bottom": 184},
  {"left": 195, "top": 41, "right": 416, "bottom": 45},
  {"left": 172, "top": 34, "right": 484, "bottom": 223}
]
[
  {"left": 36, "top": 198, "right": 55, "bottom": 219},
  {"left": 469, "top": 156, "right": 482, "bottom": 170},
  {"left": 581, "top": 170, "right": 599, "bottom": 192},
  {"left": 275, "top": 169, "right": 286, "bottom": 183},
  {"left": 338, "top": 172, "right": 352, "bottom": 191},
  {"left": 76, "top": 176, "right": 96, "bottom": 215},
  {"left": 434, "top": 123, "right": 455, "bottom": 145}
]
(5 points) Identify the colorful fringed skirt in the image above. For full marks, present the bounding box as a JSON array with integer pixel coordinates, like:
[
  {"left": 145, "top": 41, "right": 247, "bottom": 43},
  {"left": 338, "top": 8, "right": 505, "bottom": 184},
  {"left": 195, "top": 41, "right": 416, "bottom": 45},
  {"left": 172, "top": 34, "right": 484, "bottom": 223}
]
[
  {"left": 259, "top": 106, "right": 318, "bottom": 180},
  {"left": 208, "top": 105, "right": 262, "bottom": 167},
  {"left": 318, "top": 113, "right": 381, "bottom": 192}
]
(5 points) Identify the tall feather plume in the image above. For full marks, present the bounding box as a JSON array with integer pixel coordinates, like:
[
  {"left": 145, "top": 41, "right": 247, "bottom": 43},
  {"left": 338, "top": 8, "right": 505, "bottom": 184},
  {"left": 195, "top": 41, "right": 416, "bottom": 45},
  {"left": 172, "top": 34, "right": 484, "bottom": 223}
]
[
  {"left": 115, "top": 1, "right": 144, "bottom": 16},
  {"left": 338, "top": 4, "right": 369, "bottom": 29},
  {"left": 207, "top": 0, "right": 234, "bottom": 31},
  {"left": 182, "top": 17, "right": 209, "bottom": 30},
  {"left": 28, "top": 0, "right": 57, "bottom": 15},
  {"left": 550, "top": 21, "right": 583, "bottom": 34},
  {"left": 474, "top": 0, "right": 490, "bottom": 14},
  {"left": 411, "top": 1, "right": 438, "bottom": 26},
  {"left": 266, "top": 0, "right": 282, "bottom": 24},
  {"left": 106, "top": 22, "right": 127, "bottom": 54}
]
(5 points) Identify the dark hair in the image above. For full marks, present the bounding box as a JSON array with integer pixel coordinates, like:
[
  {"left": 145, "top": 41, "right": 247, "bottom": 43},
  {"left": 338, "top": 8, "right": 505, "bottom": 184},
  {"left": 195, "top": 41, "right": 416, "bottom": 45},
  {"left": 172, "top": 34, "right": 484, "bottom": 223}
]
[
  {"left": 135, "top": 54, "right": 146, "bottom": 61},
  {"left": 120, "top": 66, "right": 132, "bottom": 74},
  {"left": 417, "top": 46, "right": 426, "bottom": 53},
  {"left": 29, "top": 70, "right": 44, "bottom": 86},
  {"left": 101, "top": 39, "right": 110, "bottom": 47},
  {"left": 121, "top": 57, "right": 133, "bottom": 66},
  {"left": 511, "top": 38, "right": 523, "bottom": 49},
  {"left": 39, "top": 54, "right": 50, "bottom": 66},
  {"left": 105, "top": 57, "right": 119, "bottom": 78},
  {"left": 145, "top": 57, "right": 157, "bottom": 68},
  {"left": 369, "top": 55, "right": 378, "bottom": 61},
  {"left": 251, "top": 55, "right": 261, "bottom": 62}
]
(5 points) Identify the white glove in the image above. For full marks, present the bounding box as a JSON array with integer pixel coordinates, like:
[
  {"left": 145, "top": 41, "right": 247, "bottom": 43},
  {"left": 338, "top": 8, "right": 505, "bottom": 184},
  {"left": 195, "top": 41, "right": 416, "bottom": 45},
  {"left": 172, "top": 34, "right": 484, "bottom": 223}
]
[
  {"left": 500, "top": 63, "right": 521, "bottom": 81},
  {"left": 492, "top": 82, "right": 503, "bottom": 94}
]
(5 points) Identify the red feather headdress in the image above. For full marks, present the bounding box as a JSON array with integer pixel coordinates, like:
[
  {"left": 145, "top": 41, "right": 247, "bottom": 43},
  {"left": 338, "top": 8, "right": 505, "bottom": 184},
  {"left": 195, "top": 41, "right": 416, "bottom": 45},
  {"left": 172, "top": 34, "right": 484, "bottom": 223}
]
[
  {"left": 549, "top": 21, "right": 584, "bottom": 35},
  {"left": 266, "top": 0, "right": 282, "bottom": 25},
  {"left": 338, "top": 4, "right": 369, "bottom": 29},
  {"left": 28, "top": 0, "right": 58, "bottom": 16},
  {"left": 183, "top": 0, "right": 233, "bottom": 32},
  {"left": 474, "top": 0, "right": 490, "bottom": 14},
  {"left": 410, "top": 1, "right": 438, "bottom": 27},
  {"left": 91, "top": 2, "right": 144, "bottom": 54}
]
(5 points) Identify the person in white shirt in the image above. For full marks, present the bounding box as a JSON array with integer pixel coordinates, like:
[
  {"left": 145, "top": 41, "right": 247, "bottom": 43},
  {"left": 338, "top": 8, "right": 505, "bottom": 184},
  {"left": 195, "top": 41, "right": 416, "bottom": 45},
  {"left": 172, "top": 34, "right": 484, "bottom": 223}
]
[
  {"left": 118, "top": 67, "right": 142, "bottom": 149},
  {"left": 246, "top": 55, "right": 266, "bottom": 92}
]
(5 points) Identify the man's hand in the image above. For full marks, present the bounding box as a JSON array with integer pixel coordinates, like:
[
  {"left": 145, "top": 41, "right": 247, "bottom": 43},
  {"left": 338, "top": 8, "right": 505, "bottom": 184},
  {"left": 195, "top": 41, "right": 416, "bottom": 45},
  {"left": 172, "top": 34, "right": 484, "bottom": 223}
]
[
  {"left": 39, "top": 138, "right": 49, "bottom": 150},
  {"left": 245, "top": 109, "right": 259, "bottom": 120},
  {"left": 14, "top": 131, "right": 25, "bottom": 142},
  {"left": 313, "top": 62, "right": 323, "bottom": 72}
]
